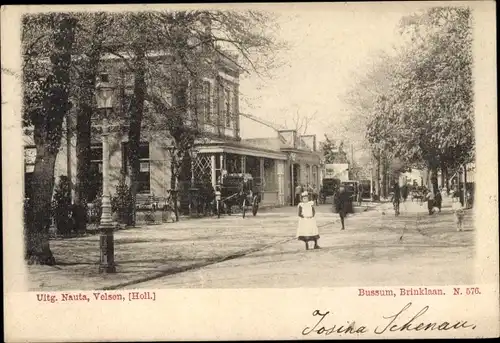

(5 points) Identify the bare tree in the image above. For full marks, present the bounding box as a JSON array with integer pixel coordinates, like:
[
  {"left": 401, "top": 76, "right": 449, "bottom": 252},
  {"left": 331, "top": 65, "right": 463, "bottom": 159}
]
[{"left": 283, "top": 107, "right": 317, "bottom": 136}]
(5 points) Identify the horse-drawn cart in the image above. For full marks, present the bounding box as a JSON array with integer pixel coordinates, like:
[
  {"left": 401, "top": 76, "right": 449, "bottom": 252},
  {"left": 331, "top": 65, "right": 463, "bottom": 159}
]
[{"left": 215, "top": 173, "right": 261, "bottom": 218}]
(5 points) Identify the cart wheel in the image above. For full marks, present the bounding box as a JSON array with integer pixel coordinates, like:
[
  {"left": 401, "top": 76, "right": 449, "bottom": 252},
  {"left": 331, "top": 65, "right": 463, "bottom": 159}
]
[
  {"left": 217, "top": 200, "right": 221, "bottom": 219},
  {"left": 252, "top": 196, "right": 259, "bottom": 216},
  {"left": 242, "top": 198, "right": 247, "bottom": 218}
]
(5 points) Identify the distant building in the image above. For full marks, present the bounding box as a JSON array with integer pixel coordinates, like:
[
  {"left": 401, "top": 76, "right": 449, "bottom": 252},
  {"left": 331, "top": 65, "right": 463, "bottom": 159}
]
[
  {"left": 239, "top": 113, "right": 321, "bottom": 205},
  {"left": 399, "top": 169, "right": 425, "bottom": 187}
]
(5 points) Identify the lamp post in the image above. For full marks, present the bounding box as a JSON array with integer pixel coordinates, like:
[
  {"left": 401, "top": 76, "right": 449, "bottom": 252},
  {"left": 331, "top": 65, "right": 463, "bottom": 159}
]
[
  {"left": 290, "top": 152, "right": 296, "bottom": 206},
  {"left": 95, "top": 73, "right": 116, "bottom": 273}
]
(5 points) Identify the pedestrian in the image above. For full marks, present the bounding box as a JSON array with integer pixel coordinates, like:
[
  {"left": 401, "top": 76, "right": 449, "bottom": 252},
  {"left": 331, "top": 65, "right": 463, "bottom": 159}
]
[
  {"left": 465, "top": 188, "right": 473, "bottom": 209},
  {"left": 296, "top": 191, "right": 320, "bottom": 250},
  {"left": 294, "top": 183, "right": 302, "bottom": 206},
  {"left": 401, "top": 184, "right": 409, "bottom": 202},
  {"left": 391, "top": 181, "right": 401, "bottom": 216},
  {"left": 425, "top": 188, "right": 436, "bottom": 215},
  {"left": 452, "top": 191, "right": 465, "bottom": 231},
  {"left": 306, "top": 183, "right": 313, "bottom": 204},
  {"left": 434, "top": 189, "right": 442, "bottom": 213},
  {"left": 312, "top": 184, "right": 318, "bottom": 205},
  {"left": 333, "top": 184, "right": 350, "bottom": 230}
]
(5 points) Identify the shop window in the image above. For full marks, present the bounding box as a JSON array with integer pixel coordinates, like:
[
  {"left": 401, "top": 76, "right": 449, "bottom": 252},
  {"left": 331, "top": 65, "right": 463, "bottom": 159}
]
[{"left": 122, "top": 142, "right": 150, "bottom": 193}]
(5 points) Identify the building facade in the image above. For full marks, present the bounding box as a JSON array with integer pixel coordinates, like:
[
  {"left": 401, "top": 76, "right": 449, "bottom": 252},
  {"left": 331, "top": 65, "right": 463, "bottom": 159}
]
[{"left": 24, "top": 53, "right": 321, "bottom": 210}]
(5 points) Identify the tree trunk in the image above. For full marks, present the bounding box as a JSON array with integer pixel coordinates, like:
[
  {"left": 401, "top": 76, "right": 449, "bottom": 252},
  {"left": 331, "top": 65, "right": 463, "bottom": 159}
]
[
  {"left": 27, "top": 150, "right": 57, "bottom": 264},
  {"left": 26, "top": 14, "right": 76, "bottom": 264},
  {"left": 428, "top": 162, "right": 439, "bottom": 196},
  {"left": 74, "top": 20, "right": 107, "bottom": 233},
  {"left": 440, "top": 161, "right": 445, "bottom": 190},
  {"left": 463, "top": 164, "right": 468, "bottom": 206},
  {"left": 374, "top": 150, "right": 381, "bottom": 198},
  {"left": 74, "top": 99, "right": 92, "bottom": 233},
  {"left": 128, "top": 47, "right": 146, "bottom": 226},
  {"left": 380, "top": 154, "right": 387, "bottom": 198},
  {"left": 463, "top": 164, "right": 468, "bottom": 187},
  {"left": 444, "top": 166, "right": 450, "bottom": 193}
]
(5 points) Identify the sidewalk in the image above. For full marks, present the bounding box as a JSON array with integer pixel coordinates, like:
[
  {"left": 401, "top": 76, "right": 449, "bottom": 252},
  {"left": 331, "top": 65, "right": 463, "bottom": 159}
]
[{"left": 27, "top": 203, "right": 382, "bottom": 291}]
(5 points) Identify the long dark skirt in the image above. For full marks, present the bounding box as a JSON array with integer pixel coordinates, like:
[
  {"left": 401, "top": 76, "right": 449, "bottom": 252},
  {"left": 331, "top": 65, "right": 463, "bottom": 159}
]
[{"left": 298, "top": 235, "right": 320, "bottom": 242}]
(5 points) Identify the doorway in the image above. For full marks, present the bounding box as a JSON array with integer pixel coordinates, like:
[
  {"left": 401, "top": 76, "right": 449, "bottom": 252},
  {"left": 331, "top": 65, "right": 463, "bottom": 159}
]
[{"left": 290, "top": 163, "right": 300, "bottom": 205}]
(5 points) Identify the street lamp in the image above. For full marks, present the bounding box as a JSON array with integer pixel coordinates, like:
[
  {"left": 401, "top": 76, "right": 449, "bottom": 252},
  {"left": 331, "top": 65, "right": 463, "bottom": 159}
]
[{"left": 95, "top": 73, "right": 116, "bottom": 273}]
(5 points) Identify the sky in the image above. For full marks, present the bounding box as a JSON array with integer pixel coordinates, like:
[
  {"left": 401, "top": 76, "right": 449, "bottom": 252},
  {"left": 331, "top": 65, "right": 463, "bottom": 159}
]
[{"left": 238, "top": 4, "right": 419, "bottom": 141}]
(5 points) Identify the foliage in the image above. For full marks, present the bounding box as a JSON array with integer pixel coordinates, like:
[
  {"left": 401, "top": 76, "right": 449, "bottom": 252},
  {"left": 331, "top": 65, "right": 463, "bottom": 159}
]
[
  {"left": 52, "top": 176, "right": 73, "bottom": 236},
  {"left": 366, "top": 7, "right": 474, "bottom": 170},
  {"left": 319, "top": 135, "right": 348, "bottom": 164},
  {"left": 71, "top": 13, "right": 115, "bottom": 211},
  {"left": 110, "top": 179, "right": 133, "bottom": 224},
  {"left": 23, "top": 13, "right": 78, "bottom": 264},
  {"left": 89, "top": 193, "right": 102, "bottom": 225},
  {"left": 22, "top": 14, "right": 77, "bottom": 152}
]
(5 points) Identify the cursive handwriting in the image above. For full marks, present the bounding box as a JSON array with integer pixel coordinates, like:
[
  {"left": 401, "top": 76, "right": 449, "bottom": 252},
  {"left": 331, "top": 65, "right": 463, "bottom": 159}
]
[
  {"left": 302, "top": 310, "right": 368, "bottom": 336},
  {"left": 303, "top": 303, "right": 477, "bottom": 336},
  {"left": 374, "top": 302, "right": 476, "bottom": 334}
]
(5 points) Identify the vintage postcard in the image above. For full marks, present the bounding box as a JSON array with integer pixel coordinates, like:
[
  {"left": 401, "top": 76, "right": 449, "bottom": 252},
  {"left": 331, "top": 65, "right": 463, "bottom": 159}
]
[{"left": 2, "top": 1, "right": 499, "bottom": 341}]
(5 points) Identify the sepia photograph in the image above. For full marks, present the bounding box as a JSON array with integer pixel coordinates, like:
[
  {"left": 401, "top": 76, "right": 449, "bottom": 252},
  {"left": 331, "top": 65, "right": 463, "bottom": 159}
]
[{"left": 2, "top": 1, "right": 498, "bottom": 341}]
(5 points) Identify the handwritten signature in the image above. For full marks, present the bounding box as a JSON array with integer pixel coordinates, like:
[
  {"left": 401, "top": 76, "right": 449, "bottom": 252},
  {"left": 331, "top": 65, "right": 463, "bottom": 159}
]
[{"left": 302, "top": 302, "right": 476, "bottom": 336}]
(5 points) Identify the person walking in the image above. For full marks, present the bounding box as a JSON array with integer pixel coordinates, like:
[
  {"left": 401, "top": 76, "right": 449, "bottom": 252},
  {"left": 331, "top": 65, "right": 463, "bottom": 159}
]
[
  {"left": 434, "top": 188, "right": 442, "bottom": 213},
  {"left": 357, "top": 183, "right": 363, "bottom": 206},
  {"left": 296, "top": 191, "right": 320, "bottom": 250},
  {"left": 401, "top": 184, "right": 409, "bottom": 202},
  {"left": 312, "top": 184, "right": 318, "bottom": 205},
  {"left": 391, "top": 181, "right": 401, "bottom": 216},
  {"left": 294, "top": 183, "right": 302, "bottom": 206},
  {"left": 333, "top": 185, "right": 350, "bottom": 230},
  {"left": 425, "top": 188, "right": 435, "bottom": 215},
  {"left": 452, "top": 191, "right": 465, "bottom": 231}
]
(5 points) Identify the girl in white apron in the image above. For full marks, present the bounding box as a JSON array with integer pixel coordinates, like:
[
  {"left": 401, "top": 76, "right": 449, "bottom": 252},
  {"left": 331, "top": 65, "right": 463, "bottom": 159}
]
[{"left": 296, "top": 192, "right": 320, "bottom": 250}]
